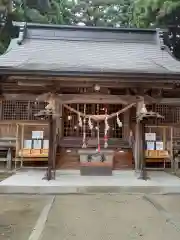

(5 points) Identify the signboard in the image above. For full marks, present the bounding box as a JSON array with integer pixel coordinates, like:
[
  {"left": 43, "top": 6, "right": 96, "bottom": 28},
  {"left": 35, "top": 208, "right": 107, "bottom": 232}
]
[
  {"left": 32, "top": 131, "right": 44, "bottom": 139},
  {"left": 156, "top": 141, "right": 164, "bottom": 150},
  {"left": 33, "top": 139, "right": 42, "bottom": 149},
  {"left": 24, "top": 140, "right": 32, "bottom": 149},
  {"left": 145, "top": 133, "right": 156, "bottom": 141},
  {"left": 146, "top": 141, "right": 155, "bottom": 150},
  {"left": 43, "top": 140, "right": 49, "bottom": 149}
]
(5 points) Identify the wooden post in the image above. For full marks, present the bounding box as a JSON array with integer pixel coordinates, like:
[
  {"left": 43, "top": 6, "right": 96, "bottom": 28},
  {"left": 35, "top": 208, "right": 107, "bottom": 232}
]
[
  {"left": 138, "top": 118, "right": 150, "bottom": 180},
  {"left": 134, "top": 100, "right": 144, "bottom": 171},
  {"left": 170, "top": 127, "right": 174, "bottom": 172},
  {"left": 15, "top": 124, "right": 19, "bottom": 170},
  {"left": 21, "top": 124, "right": 24, "bottom": 168},
  {"left": 52, "top": 116, "right": 57, "bottom": 178},
  {"left": 15, "top": 124, "right": 19, "bottom": 157},
  {"left": 123, "top": 109, "right": 130, "bottom": 140},
  {"left": 0, "top": 101, "right": 2, "bottom": 120},
  {"left": 58, "top": 103, "right": 63, "bottom": 139},
  {"left": 47, "top": 114, "right": 53, "bottom": 180},
  {"left": 163, "top": 127, "right": 166, "bottom": 169}
]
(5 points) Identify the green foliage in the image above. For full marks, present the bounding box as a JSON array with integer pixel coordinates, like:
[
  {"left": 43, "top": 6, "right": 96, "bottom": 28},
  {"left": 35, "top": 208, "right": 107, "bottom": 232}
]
[
  {"left": 133, "top": 0, "right": 180, "bottom": 28},
  {"left": 0, "top": 0, "right": 135, "bottom": 54},
  {"left": 133, "top": 0, "right": 180, "bottom": 59},
  {"left": 0, "top": 0, "right": 179, "bottom": 58},
  {"left": 71, "top": 0, "right": 134, "bottom": 27}
]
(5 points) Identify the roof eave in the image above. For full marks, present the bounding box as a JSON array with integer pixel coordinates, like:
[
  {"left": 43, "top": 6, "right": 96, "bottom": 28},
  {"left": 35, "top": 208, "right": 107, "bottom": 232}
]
[{"left": 1, "top": 68, "right": 180, "bottom": 81}]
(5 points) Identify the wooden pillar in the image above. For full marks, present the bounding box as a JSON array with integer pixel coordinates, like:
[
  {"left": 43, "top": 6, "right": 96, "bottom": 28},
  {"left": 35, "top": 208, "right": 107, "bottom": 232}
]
[
  {"left": 138, "top": 118, "right": 150, "bottom": 180},
  {"left": 0, "top": 101, "right": 2, "bottom": 120},
  {"left": 170, "top": 127, "right": 174, "bottom": 172},
  {"left": 58, "top": 103, "right": 63, "bottom": 139},
  {"left": 123, "top": 109, "right": 130, "bottom": 140},
  {"left": 21, "top": 124, "right": 24, "bottom": 168},
  {"left": 52, "top": 116, "right": 57, "bottom": 175},
  {"left": 47, "top": 115, "right": 53, "bottom": 180},
  {"left": 134, "top": 122, "right": 141, "bottom": 171},
  {"left": 15, "top": 124, "right": 20, "bottom": 158},
  {"left": 134, "top": 100, "right": 144, "bottom": 171}
]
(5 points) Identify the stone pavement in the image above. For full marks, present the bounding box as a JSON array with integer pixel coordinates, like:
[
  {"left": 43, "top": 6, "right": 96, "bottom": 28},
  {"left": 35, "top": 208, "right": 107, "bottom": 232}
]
[
  {"left": 0, "top": 194, "right": 180, "bottom": 240},
  {"left": 1, "top": 170, "right": 180, "bottom": 194}
]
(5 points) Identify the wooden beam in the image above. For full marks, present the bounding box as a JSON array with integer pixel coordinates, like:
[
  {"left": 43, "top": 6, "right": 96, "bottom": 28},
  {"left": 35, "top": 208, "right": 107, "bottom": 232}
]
[
  {"left": 60, "top": 94, "right": 129, "bottom": 104},
  {"left": 3, "top": 93, "right": 180, "bottom": 106},
  {"left": 158, "top": 98, "right": 180, "bottom": 105},
  {"left": 7, "top": 76, "right": 175, "bottom": 88},
  {"left": 3, "top": 94, "right": 40, "bottom": 101},
  {"left": 0, "top": 120, "right": 48, "bottom": 125},
  {"left": 3, "top": 93, "right": 131, "bottom": 104}
]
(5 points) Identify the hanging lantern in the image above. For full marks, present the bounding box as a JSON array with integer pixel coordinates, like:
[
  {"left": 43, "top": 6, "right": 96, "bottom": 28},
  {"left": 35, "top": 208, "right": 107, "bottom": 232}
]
[{"left": 116, "top": 113, "right": 122, "bottom": 127}]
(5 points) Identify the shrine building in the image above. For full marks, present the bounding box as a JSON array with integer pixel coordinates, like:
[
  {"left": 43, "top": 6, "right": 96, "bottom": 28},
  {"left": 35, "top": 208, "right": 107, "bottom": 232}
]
[{"left": 0, "top": 22, "right": 180, "bottom": 176}]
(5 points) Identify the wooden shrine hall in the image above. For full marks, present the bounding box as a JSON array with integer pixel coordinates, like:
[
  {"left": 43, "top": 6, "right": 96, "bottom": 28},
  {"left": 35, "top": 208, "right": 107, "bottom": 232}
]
[{"left": 0, "top": 22, "right": 180, "bottom": 177}]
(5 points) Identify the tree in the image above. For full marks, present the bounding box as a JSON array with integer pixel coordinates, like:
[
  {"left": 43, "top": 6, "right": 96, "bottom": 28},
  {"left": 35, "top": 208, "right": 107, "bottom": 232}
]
[
  {"left": 12, "top": 0, "right": 76, "bottom": 24},
  {"left": 133, "top": 0, "right": 180, "bottom": 28},
  {"left": 0, "top": 0, "right": 13, "bottom": 54},
  {"left": 0, "top": 0, "right": 136, "bottom": 54},
  {"left": 71, "top": 0, "right": 134, "bottom": 27},
  {"left": 0, "top": 0, "right": 75, "bottom": 53},
  {"left": 133, "top": 0, "right": 180, "bottom": 59}
]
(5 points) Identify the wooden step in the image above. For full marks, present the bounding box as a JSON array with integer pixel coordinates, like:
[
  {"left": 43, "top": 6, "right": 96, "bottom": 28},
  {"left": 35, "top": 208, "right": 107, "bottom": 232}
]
[
  {"left": 56, "top": 150, "right": 80, "bottom": 169},
  {"left": 113, "top": 151, "right": 133, "bottom": 170}
]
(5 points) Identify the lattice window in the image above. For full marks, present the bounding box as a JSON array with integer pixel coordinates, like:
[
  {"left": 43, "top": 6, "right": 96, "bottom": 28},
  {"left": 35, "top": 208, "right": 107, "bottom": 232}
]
[
  {"left": 29, "top": 101, "right": 47, "bottom": 120},
  {"left": 2, "top": 100, "right": 46, "bottom": 120},
  {"left": 63, "top": 104, "right": 123, "bottom": 138},
  {"left": 173, "top": 106, "right": 180, "bottom": 124},
  {"left": 2, "top": 101, "right": 29, "bottom": 120},
  {"left": 146, "top": 104, "right": 177, "bottom": 125}
]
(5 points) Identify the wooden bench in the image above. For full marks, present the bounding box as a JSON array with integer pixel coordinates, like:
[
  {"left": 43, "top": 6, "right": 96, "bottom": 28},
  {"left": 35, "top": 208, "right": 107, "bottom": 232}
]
[
  {"left": 145, "top": 150, "right": 170, "bottom": 163},
  {"left": 16, "top": 149, "right": 48, "bottom": 162}
]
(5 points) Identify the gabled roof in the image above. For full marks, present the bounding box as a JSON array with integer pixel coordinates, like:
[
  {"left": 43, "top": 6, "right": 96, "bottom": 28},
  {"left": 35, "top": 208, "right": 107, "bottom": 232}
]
[{"left": 0, "top": 22, "right": 180, "bottom": 76}]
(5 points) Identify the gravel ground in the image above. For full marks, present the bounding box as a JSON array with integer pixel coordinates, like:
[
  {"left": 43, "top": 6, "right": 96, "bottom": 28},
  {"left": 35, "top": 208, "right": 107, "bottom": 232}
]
[
  {"left": 0, "top": 194, "right": 180, "bottom": 240},
  {"left": 41, "top": 194, "right": 180, "bottom": 240},
  {"left": 0, "top": 195, "right": 50, "bottom": 240}
]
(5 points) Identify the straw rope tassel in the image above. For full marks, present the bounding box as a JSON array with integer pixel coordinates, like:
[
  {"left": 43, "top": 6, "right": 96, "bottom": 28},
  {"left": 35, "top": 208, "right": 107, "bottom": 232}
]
[
  {"left": 82, "top": 104, "right": 87, "bottom": 148},
  {"left": 104, "top": 107, "right": 109, "bottom": 148},
  {"left": 117, "top": 113, "right": 122, "bottom": 127}
]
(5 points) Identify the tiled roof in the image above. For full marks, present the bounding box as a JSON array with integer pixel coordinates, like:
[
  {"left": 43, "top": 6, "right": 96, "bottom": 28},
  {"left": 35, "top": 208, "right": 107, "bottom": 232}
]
[{"left": 0, "top": 22, "right": 180, "bottom": 74}]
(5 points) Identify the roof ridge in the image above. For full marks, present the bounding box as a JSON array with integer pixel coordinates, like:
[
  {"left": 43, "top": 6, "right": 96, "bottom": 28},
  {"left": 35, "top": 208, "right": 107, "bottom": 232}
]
[
  {"left": 20, "top": 22, "right": 158, "bottom": 44},
  {"left": 26, "top": 22, "right": 157, "bottom": 33}
]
